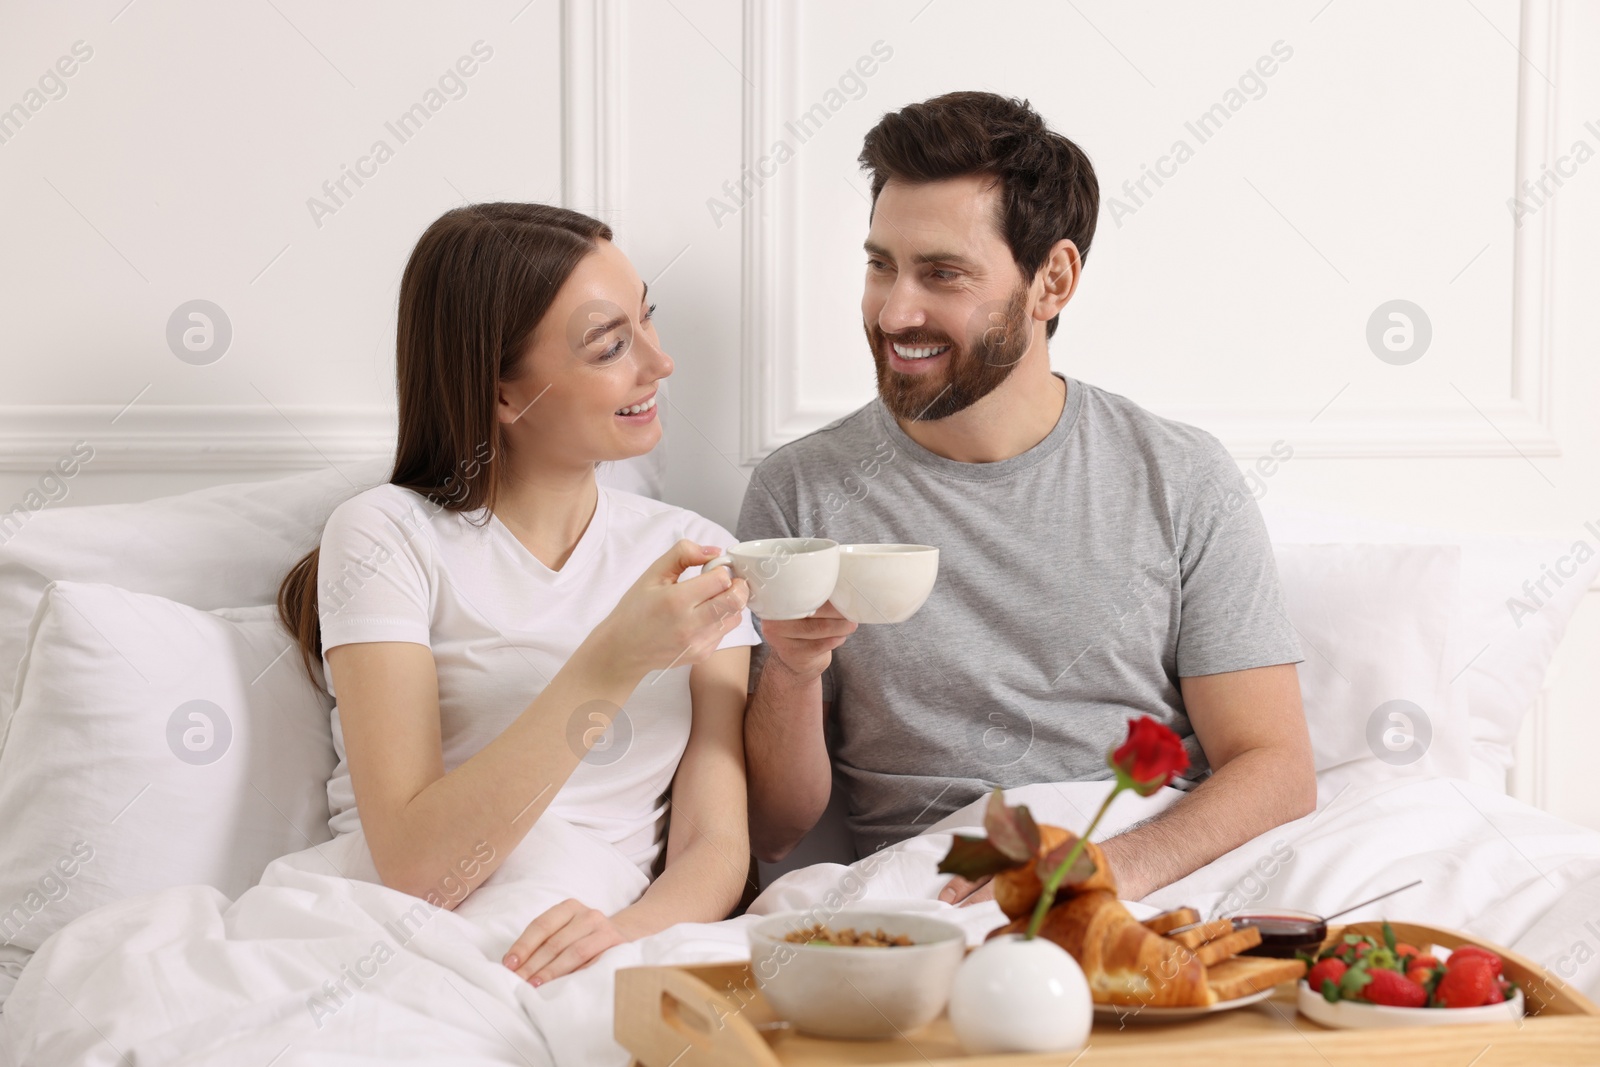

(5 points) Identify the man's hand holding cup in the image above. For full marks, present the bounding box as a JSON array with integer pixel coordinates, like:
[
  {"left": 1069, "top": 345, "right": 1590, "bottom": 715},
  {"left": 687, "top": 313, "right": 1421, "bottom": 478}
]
[{"left": 759, "top": 601, "right": 858, "bottom": 682}]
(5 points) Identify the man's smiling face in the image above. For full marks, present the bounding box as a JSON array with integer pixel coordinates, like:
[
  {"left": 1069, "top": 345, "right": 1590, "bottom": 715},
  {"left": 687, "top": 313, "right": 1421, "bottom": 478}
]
[{"left": 861, "top": 174, "right": 1034, "bottom": 422}]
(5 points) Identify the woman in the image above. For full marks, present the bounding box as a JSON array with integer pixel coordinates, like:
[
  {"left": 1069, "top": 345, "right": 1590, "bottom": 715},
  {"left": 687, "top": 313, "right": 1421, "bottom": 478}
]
[{"left": 277, "top": 202, "right": 756, "bottom": 988}]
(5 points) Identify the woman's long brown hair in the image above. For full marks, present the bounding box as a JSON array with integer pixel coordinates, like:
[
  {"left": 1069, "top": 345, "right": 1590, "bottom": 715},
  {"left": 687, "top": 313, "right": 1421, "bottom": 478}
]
[{"left": 277, "top": 203, "right": 613, "bottom": 687}]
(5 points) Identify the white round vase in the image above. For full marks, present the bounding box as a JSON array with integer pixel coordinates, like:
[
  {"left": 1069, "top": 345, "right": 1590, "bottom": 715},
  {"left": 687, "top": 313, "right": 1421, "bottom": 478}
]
[{"left": 947, "top": 933, "right": 1093, "bottom": 1054}]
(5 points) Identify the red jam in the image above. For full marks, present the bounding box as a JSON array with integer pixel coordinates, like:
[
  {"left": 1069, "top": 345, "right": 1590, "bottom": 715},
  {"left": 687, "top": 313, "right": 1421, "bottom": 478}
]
[{"left": 1231, "top": 912, "right": 1328, "bottom": 959}]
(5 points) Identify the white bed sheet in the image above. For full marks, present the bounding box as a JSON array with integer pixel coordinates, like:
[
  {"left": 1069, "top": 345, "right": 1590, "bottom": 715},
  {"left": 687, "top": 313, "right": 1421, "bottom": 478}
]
[{"left": 3, "top": 777, "right": 1597, "bottom": 1066}]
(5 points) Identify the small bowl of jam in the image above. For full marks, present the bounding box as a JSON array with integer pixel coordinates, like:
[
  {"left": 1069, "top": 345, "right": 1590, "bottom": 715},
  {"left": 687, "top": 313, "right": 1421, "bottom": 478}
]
[{"left": 1227, "top": 910, "right": 1328, "bottom": 958}]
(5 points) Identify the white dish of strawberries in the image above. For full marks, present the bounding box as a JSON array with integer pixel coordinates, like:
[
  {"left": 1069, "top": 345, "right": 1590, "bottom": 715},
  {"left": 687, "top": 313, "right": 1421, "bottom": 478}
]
[{"left": 1296, "top": 924, "right": 1525, "bottom": 1030}]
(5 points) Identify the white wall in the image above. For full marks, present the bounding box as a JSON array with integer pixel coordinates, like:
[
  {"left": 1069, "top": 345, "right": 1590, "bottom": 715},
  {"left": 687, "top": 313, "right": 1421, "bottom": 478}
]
[
  {"left": 2, "top": 0, "right": 1595, "bottom": 828},
  {"left": 0, "top": 0, "right": 562, "bottom": 492}
]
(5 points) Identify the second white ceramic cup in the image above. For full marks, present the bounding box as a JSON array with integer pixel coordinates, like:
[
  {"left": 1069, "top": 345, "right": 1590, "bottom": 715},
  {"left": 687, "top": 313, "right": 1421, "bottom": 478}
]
[{"left": 830, "top": 544, "right": 940, "bottom": 624}]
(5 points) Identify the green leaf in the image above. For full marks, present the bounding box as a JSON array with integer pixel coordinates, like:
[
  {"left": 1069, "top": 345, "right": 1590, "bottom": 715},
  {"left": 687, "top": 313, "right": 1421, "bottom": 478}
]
[
  {"left": 1320, "top": 978, "right": 1342, "bottom": 1003},
  {"left": 981, "top": 788, "right": 1041, "bottom": 862},
  {"left": 1382, "top": 921, "right": 1397, "bottom": 955},
  {"left": 1339, "top": 962, "right": 1373, "bottom": 1000},
  {"left": 936, "top": 833, "right": 1028, "bottom": 880}
]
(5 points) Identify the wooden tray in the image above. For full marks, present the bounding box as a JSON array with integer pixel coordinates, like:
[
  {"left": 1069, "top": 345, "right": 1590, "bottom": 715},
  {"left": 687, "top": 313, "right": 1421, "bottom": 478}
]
[{"left": 615, "top": 922, "right": 1600, "bottom": 1066}]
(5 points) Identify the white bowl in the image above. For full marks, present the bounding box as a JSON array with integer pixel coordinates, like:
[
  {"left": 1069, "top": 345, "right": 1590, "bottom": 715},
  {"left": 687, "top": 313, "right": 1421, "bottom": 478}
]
[
  {"left": 748, "top": 910, "right": 966, "bottom": 1039},
  {"left": 1297, "top": 980, "right": 1525, "bottom": 1029}
]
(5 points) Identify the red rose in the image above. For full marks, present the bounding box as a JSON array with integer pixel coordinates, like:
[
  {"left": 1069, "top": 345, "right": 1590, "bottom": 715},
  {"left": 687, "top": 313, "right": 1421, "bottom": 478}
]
[
  {"left": 1109, "top": 716, "right": 1189, "bottom": 795},
  {"left": 1013, "top": 716, "right": 1193, "bottom": 940}
]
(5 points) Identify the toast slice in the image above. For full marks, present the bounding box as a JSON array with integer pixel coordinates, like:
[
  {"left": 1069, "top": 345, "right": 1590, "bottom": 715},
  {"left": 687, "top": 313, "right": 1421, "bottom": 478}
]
[
  {"left": 1169, "top": 918, "right": 1234, "bottom": 949},
  {"left": 1142, "top": 908, "right": 1201, "bottom": 935},
  {"left": 1196, "top": 924, "right": 1263, "bottom": 965},
  {"left": 1205, "top": 956, "right": 1307, "bottom": 1001}
]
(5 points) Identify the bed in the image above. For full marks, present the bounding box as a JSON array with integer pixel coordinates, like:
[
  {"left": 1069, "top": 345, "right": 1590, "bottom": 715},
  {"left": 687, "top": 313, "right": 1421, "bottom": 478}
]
[{"left": 0, "top": 462, "right": 1595, "bottom": 1065}]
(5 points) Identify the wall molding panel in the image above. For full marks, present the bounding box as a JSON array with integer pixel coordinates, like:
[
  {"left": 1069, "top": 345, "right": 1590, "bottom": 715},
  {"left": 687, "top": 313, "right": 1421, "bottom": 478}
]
[
  {"left": 736, "top": 0, "right": 1563, "bottom": 465},
  {"left": 561, "top": 0, "right": 625, "bottom": 225},
  {"left": 6, "top": 1, "right": 1561, "bottom": 473},
  {"left": 0, "top": 406, "right": 394, "bottom": 473}
]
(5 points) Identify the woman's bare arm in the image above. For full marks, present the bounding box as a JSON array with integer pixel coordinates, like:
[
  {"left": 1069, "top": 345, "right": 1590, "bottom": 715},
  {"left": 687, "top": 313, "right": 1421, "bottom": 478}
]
[
  {"left": 502, "top": 644, "right": 755, "bottom": 984},
  {"left": 612, "top": 644, "right": 753, "bottom": 936},
  {"left": 329, "top": 637, "right": 641, "bottom": 906},
  {"left": 328, "top": 540, "right": 749, "bottom": 907}
]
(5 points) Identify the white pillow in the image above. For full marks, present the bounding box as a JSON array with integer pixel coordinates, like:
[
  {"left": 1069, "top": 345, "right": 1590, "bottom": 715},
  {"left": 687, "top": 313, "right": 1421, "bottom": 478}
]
[
  {"left": 1273, "top": 543, "right": 1472, "bottom": 803},
  {"left": 1261, "top": 502, "right": 1600, "bottom": 791},
  {"left": 0, "top": 446, "right": 666, "bottom": 730},
  {"left": 0, "top": 461, "right": 384, "bottom": 732},
  {"left": 0, "top": 582, "right": 336, "bottom": 1010}
]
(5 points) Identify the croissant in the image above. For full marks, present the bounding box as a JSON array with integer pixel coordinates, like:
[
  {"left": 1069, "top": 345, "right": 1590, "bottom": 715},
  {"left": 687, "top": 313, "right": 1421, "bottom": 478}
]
[
  {"left": 988, "top": 889, "right": 1214, "bottom": 1007},
  {"left": 992, "top": 827, "right": 1118, "bottom": 920}
]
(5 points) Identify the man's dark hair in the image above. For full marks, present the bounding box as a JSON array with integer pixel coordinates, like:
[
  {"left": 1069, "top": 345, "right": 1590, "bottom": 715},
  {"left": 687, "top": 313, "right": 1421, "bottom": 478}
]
[{"left": 858, "top": 91, "right": 1099, "bottom": 340}]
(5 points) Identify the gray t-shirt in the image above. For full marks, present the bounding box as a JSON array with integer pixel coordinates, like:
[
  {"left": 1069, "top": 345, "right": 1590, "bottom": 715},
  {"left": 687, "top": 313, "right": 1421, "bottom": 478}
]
[{"left": 737, "top": 374, "right": 1302, "bottom": 857}]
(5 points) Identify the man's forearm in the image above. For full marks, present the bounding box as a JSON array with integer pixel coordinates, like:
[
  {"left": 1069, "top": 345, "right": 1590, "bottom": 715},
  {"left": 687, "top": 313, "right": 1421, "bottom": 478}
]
[
  {"left": 744, "top": 660, "right": 832, "bottom": 861},
  {"left": 1098, "top": 745, "right": 1316, "bottom": 901}
]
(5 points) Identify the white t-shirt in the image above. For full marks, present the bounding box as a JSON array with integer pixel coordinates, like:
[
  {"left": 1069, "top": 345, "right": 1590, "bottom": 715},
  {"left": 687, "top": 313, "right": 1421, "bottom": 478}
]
[{"left": 315, "top": 482, "right": 760, "bottom": 877}]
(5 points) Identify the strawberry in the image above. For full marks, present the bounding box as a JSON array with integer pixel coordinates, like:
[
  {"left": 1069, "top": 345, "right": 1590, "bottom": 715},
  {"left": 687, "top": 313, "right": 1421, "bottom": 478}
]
[
  {"left": 1335, "top": 941, "right": 1371, "bottom": 966},
  {"left": 1435, "top": 956, "right": 1495, "bottom": 1008},
  {"left": 1410, "top": 954, "right": 1441, "bottom": 971},
  {"left": 1361, "top": 968, "right": 1428, "bottom": 1008},
  {"left": 1308, "top": 957, "right": 1348, "bottom": 998},
  {"left": 1405, "top": 964, "right": 1435, "bottom": 986},
  {"left": 1449, "top": 945, "right": 1503, "bottom": 976},
  {"left": 1485, "top": 980, "right": 1506, "bottom": 1004},
  {"left": 1394, "top": 942, "right": 1420, "bottom": 959}
]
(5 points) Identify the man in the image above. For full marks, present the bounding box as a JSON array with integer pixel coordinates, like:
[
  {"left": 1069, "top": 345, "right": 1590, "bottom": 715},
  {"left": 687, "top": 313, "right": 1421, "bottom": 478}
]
[{"left": 738, "top": 91, "right": 1315, "bottom": 904}]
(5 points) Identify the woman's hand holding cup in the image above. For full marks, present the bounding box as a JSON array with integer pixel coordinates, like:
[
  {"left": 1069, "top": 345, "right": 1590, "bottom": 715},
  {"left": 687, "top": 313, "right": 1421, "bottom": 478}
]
[{"left": 589, "top": 540, "right": 751, "bottom": 681}]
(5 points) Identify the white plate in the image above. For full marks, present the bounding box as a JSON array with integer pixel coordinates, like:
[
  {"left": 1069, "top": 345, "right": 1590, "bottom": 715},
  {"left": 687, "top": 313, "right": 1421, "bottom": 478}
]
[
  {"left": 1092, "top": 986, "right": 1276, "bottom": 1023},
  {"left": 1296, "top": 981, "right": 1524, "bottom": 1029}
]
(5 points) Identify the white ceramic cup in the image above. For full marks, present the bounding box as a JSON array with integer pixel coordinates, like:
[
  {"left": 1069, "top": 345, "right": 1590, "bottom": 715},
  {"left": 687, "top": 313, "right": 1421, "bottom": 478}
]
[
  {"left": 701, "top": 538, "right": 840, "bottom": 620},
  {"left": 829, "top": 544, "right": 940, "bottom": 624}
]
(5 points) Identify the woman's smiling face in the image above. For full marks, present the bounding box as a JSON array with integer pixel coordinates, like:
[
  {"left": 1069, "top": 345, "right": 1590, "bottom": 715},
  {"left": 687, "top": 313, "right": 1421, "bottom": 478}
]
[{"left": 497, "top": 238, "right": 674, "bottom": 469}]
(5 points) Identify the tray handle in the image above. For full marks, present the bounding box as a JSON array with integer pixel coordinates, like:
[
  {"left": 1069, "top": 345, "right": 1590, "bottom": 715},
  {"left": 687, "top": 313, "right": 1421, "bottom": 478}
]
[{"left": 615, "top": 966, "right": 782, "bottom": 1067}]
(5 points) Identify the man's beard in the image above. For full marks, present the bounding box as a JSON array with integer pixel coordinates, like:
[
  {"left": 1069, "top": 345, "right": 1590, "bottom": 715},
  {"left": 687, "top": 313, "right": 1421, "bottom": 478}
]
[{"left": 866, "top": 284, "right": 1032, "bottom": 422}]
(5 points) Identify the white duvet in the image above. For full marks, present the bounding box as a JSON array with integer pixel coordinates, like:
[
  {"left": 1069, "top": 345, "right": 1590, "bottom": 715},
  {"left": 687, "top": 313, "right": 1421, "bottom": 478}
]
[{"left": 3, "top": 776, "right": 1598, "bottom": 1066}]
